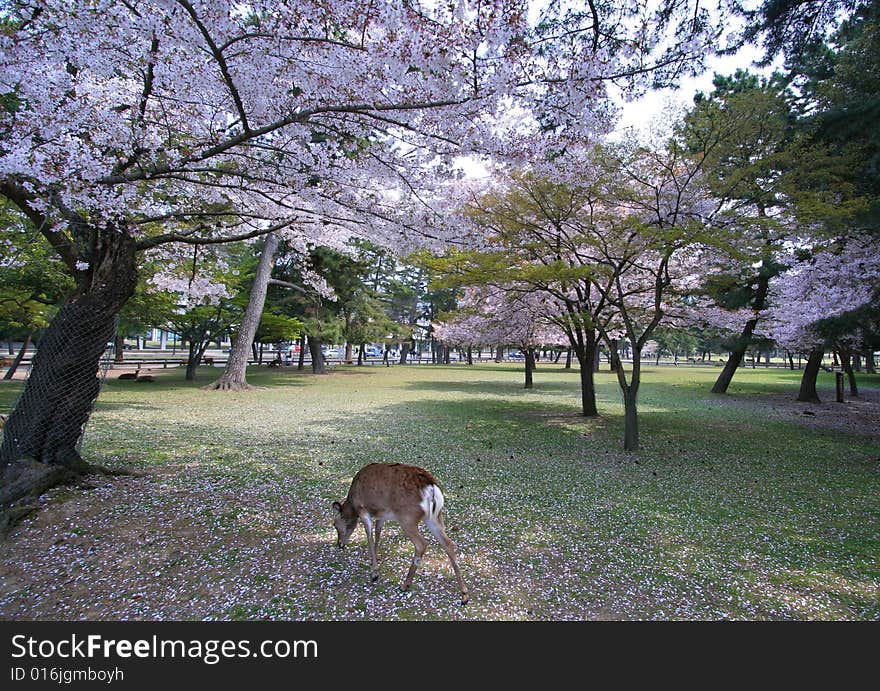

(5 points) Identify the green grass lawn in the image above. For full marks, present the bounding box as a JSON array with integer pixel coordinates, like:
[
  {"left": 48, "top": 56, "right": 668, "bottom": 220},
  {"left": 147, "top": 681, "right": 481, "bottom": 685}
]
[{"left": 0, "top": 363, "right": 877, "bottom": 620}]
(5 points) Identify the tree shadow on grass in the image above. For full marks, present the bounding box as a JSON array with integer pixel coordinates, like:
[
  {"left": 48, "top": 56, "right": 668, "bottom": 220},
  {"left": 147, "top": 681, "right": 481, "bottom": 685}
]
[{"left": 3, "top": 369, "right": 877, "bottom": 620}]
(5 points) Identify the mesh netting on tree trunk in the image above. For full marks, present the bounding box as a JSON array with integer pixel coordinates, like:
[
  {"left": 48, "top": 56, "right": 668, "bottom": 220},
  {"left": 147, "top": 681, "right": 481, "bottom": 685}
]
[{"left": 0, "top": 303, "right": 117, "bottom": 466}]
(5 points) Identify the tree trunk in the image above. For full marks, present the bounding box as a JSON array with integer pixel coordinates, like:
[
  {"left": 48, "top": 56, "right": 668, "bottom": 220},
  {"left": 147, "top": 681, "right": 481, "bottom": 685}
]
[
  {"left": 524, "top": 347, "right": 535, "bottom": 389},
  {"left": 787, "top": 351, "right": 795, "bottom": 370},
  {"left": 113, "top": 332, "right": 125, "bottom": 364},
  {"left": 344, "top": 342, "right": 354, "bottom": 365},
  {"left": 712, "top": 272, "right": 771, "bottom": 393},
  {"left": 357, "top": 342, "right": 365, "bottom": 366},
  {"left": 1, "top": 226, "right": 138, "bottom": 527},
  {"left": 623, "top": 386, "right": 639, "bottom": 452},
  {"left": 205, "top": 233, "right": 279, "bottom": 390},
  {"left": 609, "top": 341, "right": 642, "bottom": 452},
  {"left": 712, "top": 340, "right": 748, "bottom": 394},
  {"left": 185, "top": 340, "right": 209, "bottom": 381},
  {"left": 839, "top": 345, "right": 859, "bottom": 398},
  {"left": 399, "top": 341, "right": 410, "bottom": 365},
  {"left": 866, "top": 352, "right": 876, "bottom": 374},
  {"left": 309, "top": 335, "right": 325, "bottom": 374},
  {"left": 575, "top": 342, "right": 599, "bottom": 417},
  {"left": 467, "top": 345, "right": 473, "bottom": 366},
  {"left": 3, "top": 331, "right": 32, "bottom": 381},
  {"left": 564, "top": 347, "right": 572, "bottom": 369},
  {"left": 297, "top": 334, "right": 306, "bottom": 371},
  {"left": 797, "top": 349, "right": 824, "bottom": 403},
  {"left": 610, "top": 349, "right": 620, "bottom": 372}
]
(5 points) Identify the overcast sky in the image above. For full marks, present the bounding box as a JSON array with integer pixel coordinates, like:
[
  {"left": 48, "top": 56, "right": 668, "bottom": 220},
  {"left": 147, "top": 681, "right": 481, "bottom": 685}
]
[{"left": 613, "top": 42, "right": 778, "bottom": 136}]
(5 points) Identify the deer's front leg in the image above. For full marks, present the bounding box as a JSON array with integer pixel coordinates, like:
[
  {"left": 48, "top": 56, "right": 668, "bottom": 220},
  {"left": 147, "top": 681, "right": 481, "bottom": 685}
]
[
  {"left": 360, "top": 514, "right": 380, "bottom": 582},
  {"left": 374, "top": 519, "right": 384, "bottom": 552}
]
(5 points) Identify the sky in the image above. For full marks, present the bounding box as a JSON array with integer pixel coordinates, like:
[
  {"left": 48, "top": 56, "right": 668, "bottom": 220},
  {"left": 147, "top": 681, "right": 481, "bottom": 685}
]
[{"left": 613, "top": 42, "right": 777, "bottom": 137}]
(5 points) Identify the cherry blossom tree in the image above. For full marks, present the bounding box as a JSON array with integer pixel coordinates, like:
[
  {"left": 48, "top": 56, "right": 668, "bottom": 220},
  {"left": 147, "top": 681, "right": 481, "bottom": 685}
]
[
  {"left": 147, "top": 242, "right": 239, "bottom": 380},
  {"left": 436, "top": 285, "right": 566, "bottom": 388},
  {"left": 760, "top": 236, "right": 880, "bottom": 402},
  {"left": 583, "top": 141, "right": 716, "bottom": 451},
  {"left": 0, "top": 0, "right": 721, "bottom": 525},
  {"left": 435, "top": 169, "right": 610, "bottom": 415},
  {"left": 679, "top": 71, "right": 804, "bottom": 394}
]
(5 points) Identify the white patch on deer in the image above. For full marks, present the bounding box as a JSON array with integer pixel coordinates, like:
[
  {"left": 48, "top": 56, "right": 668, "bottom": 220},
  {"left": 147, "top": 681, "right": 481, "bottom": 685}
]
[{"left": 420, "top": 484, "right": 444, "bottom": 520}]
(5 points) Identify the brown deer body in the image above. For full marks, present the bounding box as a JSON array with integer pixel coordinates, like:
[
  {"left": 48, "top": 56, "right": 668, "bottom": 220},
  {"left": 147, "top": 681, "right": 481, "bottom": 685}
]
[{"left": 332, "top": 462, "right": 469, "bottom": 604}]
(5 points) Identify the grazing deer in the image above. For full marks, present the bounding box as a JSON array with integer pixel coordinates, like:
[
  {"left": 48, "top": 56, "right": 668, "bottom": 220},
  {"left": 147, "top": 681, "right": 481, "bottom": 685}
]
[{"left": 332, "top": 462, "right": 469, "bottom": 604}]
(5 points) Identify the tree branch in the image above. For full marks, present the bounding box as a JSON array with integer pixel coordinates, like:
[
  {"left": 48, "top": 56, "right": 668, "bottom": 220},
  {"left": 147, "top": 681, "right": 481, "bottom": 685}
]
[
  {"left": 0, "top": 182, "right": 80, "bottom": 273},
  {"left": 267, "top": 278, "right": 307, "bottom": 294},
  {"left": 134, "top": 217, "right": 297, "bottom": 251},
  {"left": 176, "top": 0, "right": 251, "bottom": 133}
]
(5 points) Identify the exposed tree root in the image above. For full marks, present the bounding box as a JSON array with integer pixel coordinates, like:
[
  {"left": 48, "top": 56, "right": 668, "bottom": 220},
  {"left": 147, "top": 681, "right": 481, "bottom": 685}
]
[
  {"left": 0, "top": 458, "right": 139, "bottom": 540},
  {"left": 202, "top": 378, "right": 253, "bottom": 391}
]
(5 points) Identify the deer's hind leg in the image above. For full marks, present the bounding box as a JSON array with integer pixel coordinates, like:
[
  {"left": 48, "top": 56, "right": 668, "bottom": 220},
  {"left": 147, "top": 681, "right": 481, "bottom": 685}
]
[
  {"left": 399, "top": 520, "right": 427, "bottom": 592},
  {"left": 425, "top": 514, "right": 469, "bottom": 605}
]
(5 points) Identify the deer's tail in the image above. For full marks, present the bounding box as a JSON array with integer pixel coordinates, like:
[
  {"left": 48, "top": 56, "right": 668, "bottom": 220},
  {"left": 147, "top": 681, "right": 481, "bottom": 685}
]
[{"left": 420, "top": 484, "right": 444, "bottom": 522}]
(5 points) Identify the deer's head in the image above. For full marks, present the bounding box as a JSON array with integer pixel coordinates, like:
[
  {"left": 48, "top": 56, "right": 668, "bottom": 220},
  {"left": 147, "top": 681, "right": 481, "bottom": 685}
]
[{"left": 331, "top": 500, "right": 358, "bottom": 549}]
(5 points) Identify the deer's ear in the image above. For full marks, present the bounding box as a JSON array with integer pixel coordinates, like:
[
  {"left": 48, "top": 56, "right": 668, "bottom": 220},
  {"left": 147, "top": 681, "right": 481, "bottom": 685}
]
[{"left": 332, "top": 501, "right": 342, "bottom": 515}]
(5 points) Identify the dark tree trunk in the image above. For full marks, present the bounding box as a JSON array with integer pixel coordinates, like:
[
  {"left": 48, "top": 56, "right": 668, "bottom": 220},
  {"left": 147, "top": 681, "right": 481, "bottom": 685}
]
[
  {"left": 357, "top": 342, "right": 365, "bottom": 366},
  {"left": 113, "top": 332, "right": 125, "bottom": 364},
  {"left": 866, "top": 352, "right": 876, "bottom": 374},
  {"left": 797, "top": 349, "right": 824, "bottom": 403},
  {"left": 185, "top": 340, "right": 209, "bottom": 381},
  {"left": 787, "top": 351, "right": 795, "bottom": 370},
  {"left": 1, "top": 227, "right": 138, "bottom": 528},
  {"left": 467, "top": 346, "right": 473, "bottom": 366},
  {"left": 308, "top": 335, "right": 325, "bottom": 374},
  {"left": 399, "top": 341, "right": 410, "bottom": 365},
  {"left": 3, "top": 331, "right": 32, "bottom": 381},
  {"left": 607, "top": 340, "right": 642, "bottom": 452},
  {"left": 344, "top": 342, "right": 354, "bottom": 365},
  {"left": 297, "top": 334, "right": 306, "bottom": 371},
  {"left": 839, "top": 345, "right": 859, "bottom": 397},
  {"left": 622, "top": 386, "right": 639, "bottom": 452},
  {"left": 712, "top": 342, "right": 747, "bottom": 394},
  {"left": 564, "top": 347, "right": 572, "bottom": 369},
  {"left": 712, "top": 272, "right": 770, "bottom": 393},
  {"left": 574, "top": 334, "right": 599, "bottom": 417},
  {"left": 524, "top": 347, "right": 535, "bottom": 389},
  {"left": 610, "top": 349, "right": 620, "bottom": 372}
]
